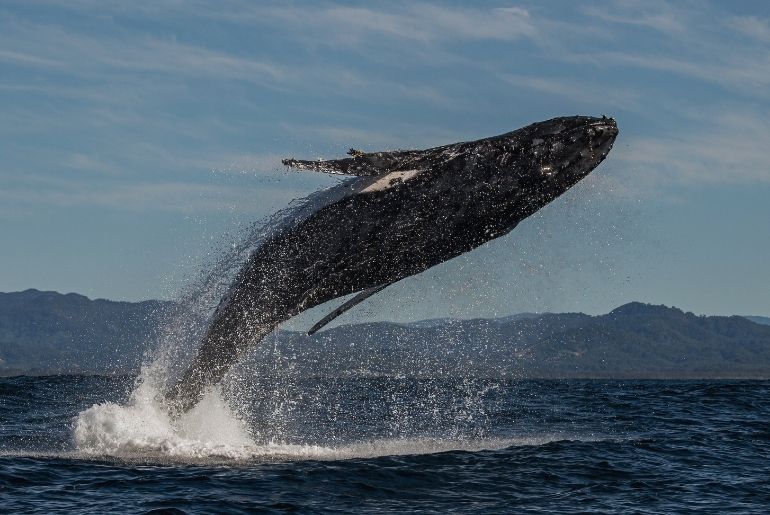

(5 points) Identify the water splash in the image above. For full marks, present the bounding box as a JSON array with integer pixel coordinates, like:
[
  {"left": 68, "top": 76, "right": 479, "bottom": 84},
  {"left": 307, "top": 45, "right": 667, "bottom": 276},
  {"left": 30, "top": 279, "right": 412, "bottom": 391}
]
[
  {"left": 72, "top": 376, "right": 586, "bottom": 463},
  {"left": 140, "top": 176, "right": 358, "bottom": 391},
  {"left": 71, "top": 170, "right": 606, "bottom": 462},
  {"left": 74, "top": 377, "right": 254, "bottom": 459},
  {"left": 70, "top": 181, "right": 372, "bottom": 461}
]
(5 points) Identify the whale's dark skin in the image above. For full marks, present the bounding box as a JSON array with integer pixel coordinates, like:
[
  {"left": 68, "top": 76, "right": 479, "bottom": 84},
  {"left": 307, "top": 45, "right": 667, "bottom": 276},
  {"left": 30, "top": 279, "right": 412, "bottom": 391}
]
[{"left": 166, "top": 116, "right": 618, "bottom": 413}]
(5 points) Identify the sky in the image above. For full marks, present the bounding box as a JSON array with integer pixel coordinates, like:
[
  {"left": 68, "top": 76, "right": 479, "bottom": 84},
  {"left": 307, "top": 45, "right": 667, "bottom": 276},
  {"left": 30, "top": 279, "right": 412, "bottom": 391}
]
[{"left": 2, "top": 0, "right": 769, "bottom": 323}]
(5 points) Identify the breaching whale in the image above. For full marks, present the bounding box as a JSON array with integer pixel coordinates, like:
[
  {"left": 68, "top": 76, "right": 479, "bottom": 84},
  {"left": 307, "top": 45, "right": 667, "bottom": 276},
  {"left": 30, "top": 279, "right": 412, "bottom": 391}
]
[{"left": 166, "top": 115, "right": 618, "bottom": 413}]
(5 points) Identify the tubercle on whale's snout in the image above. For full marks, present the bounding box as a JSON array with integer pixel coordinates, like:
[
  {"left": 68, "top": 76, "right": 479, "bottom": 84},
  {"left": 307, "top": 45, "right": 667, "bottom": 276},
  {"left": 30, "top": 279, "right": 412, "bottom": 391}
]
[
  {"left": 583, "top": 117, "right": 619, "bottom": 159},
  {"left": 590, "top": 118, "right": 618, "bottom": 138}
]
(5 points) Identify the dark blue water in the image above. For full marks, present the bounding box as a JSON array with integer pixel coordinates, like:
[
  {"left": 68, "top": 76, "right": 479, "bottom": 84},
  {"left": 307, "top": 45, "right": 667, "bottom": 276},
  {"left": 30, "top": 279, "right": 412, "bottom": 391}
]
[{"left": 1, "top": 376, "right": 769, "bottom": 513}]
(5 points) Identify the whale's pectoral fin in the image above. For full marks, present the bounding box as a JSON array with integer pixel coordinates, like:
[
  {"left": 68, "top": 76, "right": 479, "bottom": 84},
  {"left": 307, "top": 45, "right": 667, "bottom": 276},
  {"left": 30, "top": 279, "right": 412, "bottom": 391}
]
[
  {"left": 281, "top": 154, "right": 387, "bottom": 177},
  {"left": 283, "top": 150, "right": 421, "bottom": 177},
  {"left": 282, "top": 157, "right": 373, "bottom": 176},
  {"left": 308, "top": 282, "right": 393, "bottom": 335}
]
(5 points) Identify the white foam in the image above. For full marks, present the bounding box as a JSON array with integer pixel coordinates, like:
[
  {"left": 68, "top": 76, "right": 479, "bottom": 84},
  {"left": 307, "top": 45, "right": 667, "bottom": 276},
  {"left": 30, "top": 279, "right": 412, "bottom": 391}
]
[
  {"left": 74, "top": 376, "right": 256, "bottom": 460},
  {"left": 268, "top": 435, "right": 579, "bottom": 461}
]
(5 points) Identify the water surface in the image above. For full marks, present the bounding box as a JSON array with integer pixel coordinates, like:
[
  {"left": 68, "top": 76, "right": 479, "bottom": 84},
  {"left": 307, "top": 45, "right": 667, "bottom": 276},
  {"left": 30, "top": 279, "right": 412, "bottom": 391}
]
[{"left": 1, "top": 376, "right": 768, "bottom": 513}]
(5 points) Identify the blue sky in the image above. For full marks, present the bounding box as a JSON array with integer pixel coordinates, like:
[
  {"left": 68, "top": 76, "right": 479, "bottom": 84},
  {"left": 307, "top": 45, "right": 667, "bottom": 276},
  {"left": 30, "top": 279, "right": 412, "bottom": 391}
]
[{"left": 2, "top": 0, "right": 769, "bottom": 321}]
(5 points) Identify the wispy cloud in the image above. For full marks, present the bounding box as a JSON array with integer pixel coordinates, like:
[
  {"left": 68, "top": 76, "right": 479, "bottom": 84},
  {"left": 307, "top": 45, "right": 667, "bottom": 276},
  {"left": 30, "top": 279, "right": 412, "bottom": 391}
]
[
  {"left": 582, "top": 1, "right": 685, "bottom": 34},
  {"left": 499, "top": 74, "right": 640, "bottom": 111},
  {"left": 0, "top": 175, "right": 301, "bottom": 214},
  {"left": 207, "top": 3, "right": 538, "bottom": 45},
  {"left": 617, "top": 110, "right": 770, "bottom": 185},
  {"left": 579, "top": 51, "right": 770, "bottom": 99},
  {"left": 727, "top": 15, "right": 770, "bottom": 43},
  {"left": 63, "top": 153, "right": 124, "bottom": 176},
  {"left": 0, "top": 49, "right": 63, "bottom": 67},
  {"left": 0, "top": 18, "right": 285, "bottom": 86}
]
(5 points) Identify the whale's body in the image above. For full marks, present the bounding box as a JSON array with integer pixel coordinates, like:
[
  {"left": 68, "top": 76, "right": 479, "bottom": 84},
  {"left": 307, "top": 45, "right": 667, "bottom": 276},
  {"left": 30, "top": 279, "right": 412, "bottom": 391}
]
[{"left": 166, "top": 116, "right": 618, "bottom": 413}]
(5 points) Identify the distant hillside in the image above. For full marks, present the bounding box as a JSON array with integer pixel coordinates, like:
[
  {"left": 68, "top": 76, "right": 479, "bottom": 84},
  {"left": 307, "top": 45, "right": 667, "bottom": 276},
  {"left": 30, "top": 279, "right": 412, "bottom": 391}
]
[
  {"left": 1, "top": 290, "right": 770, "bottom": 378},
  {"left": 0, "top": 289, "right": 171, "bottom": 375},
  {"left": 744, "top": 316, "right": 770, "bottom": 326},
  {"left": 258, "top": 302, "right": 770, "bottom": 379}
]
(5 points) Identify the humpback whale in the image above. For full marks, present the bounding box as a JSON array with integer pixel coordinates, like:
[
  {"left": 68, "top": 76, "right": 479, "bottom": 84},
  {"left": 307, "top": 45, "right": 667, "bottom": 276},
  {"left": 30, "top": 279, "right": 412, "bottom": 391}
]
[{"left": 166, "top": 115, "right": 618, "bottom": 413}]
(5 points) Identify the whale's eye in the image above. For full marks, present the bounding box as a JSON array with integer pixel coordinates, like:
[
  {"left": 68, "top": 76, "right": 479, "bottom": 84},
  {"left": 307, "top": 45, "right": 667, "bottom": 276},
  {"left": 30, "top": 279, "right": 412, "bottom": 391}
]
[{"left": 541, "top": 165, "right": 554, "bottom": 176}]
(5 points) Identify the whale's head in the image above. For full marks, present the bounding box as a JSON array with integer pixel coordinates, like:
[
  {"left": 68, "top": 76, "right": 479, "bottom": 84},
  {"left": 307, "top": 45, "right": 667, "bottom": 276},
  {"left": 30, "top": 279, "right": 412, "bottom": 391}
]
[
  {"left": 468, "top": 116, "right": 618, "bottom": 236},
  {"left": 516, "top": 115, "right": 618, "bottom": 190}
]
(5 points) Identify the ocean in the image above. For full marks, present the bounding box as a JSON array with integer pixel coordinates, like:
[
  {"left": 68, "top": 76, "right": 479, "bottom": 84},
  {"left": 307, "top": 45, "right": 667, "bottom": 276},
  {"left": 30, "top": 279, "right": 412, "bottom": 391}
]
[{"left": 1, "top": 374, "right": 768, "bottom": 513}]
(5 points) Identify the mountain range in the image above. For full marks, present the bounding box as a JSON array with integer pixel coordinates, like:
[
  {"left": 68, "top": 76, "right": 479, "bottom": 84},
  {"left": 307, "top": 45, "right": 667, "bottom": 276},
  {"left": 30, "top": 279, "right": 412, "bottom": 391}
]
[
  {"left": 744, "top": 315, "right": 770, "bottom": 326},
  {"left": 1, "top": 289, "right": 769, "bottom": 379},
  {"left": 0, "top": 289, "right": 170, "bottom": 375}
]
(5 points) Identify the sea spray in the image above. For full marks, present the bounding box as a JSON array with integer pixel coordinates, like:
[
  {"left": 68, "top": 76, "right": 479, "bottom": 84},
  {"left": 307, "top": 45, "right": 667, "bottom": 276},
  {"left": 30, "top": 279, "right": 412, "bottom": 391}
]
[
  {"left": 139, "top": 178, "right": 354, "bottom": 391},
  {"left": 72, "top": 367, "right": 538, "bottom": 461},
  {"left": 72, "top": 187, "right": 351, "bottom": 458},
  {"left": 71, "top": 177, "right": 516, "bottom": 460},
  {"left": 74, "top": 376, "right": 255, "bottom": 459}
]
